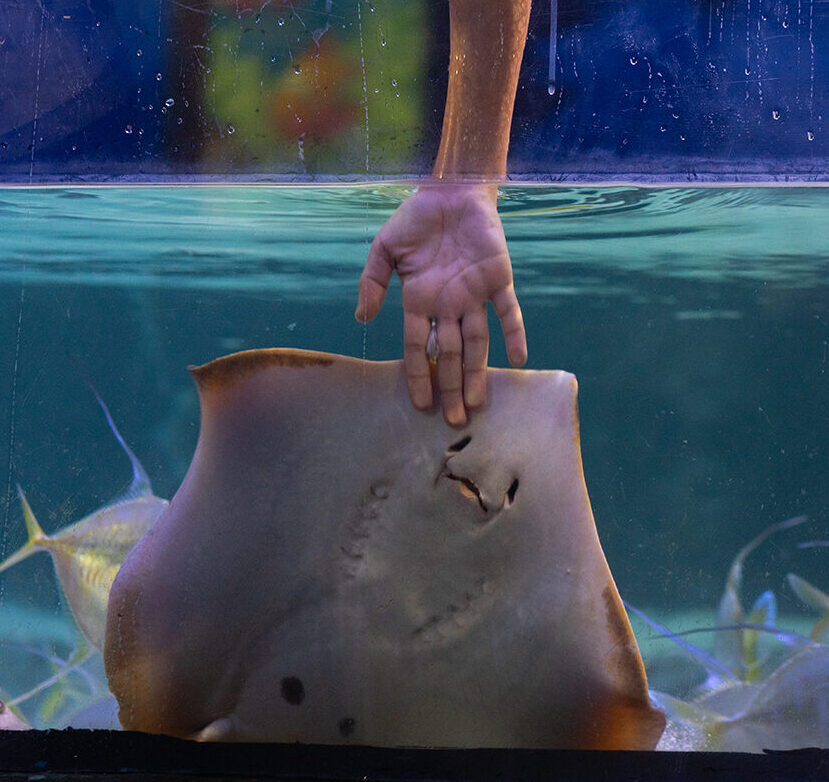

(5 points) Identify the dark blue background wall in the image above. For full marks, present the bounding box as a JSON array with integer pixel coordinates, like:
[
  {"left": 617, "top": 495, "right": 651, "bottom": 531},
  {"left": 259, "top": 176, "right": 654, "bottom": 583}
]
[{"left": 0, "top": 0, "right": 826, "bottom": 180}]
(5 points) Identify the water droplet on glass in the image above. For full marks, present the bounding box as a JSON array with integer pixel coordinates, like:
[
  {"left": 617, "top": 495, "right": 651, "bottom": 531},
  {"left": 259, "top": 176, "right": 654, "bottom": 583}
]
[
  {"left": 136, "top": 49, "right": 142, "bottom": 57},
  {"left": 629, "top": 55, "right": 638, "bottom": 65},
  {"left": 156, "top": 72, "right": 162, "bottom": 81},
  {"left": 807, "top": 130, "right": 815, "bottom": 141},
  {"left": 293, "top": 63, "right": 301, "bottom": 74},
  {"left": 165, "top": 98, "right": 175, "bottom": 107},
  {"left": 277, "top": 17, "right": 285, "bottom": 26},
  {"left": 547, "top": 82, "right": 556, "bottom": 96},
  {"left": 771, "top": 109, "right": 781, "bottom": 120},
  {"left": 227, "top": 125, "right": 235, "bottom": 134},
  {"left": 125, "top": 125, "right": 134, "bottom": 134}
]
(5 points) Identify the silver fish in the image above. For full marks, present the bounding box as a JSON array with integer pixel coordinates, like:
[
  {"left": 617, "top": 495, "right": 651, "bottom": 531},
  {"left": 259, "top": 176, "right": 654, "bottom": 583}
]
[{"left": 0, "top": 390, "right": 167, "bottom": 649}]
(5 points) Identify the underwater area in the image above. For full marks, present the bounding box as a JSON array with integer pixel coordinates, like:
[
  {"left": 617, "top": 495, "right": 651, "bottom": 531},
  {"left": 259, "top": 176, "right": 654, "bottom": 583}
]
[{"left": 0, "top": 184, "right": 825, "bottom": 749}]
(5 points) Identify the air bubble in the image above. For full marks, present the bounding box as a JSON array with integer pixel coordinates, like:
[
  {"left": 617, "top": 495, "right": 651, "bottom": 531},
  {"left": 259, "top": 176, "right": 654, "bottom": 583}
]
[
  {"left": 660, "top": 125, "right": 667, "bottom": 132},
  {"left": 125, "top": 125, "right": 134, "bottom": 134},
  {"left": 136, "top": 49, "right": 142, "bottom": 57},
  {"left": 782, "top": 20, "right": 789, "bottom": 28},
  {"left": 165, "top": 98, "right": 175, "bottom": 107},
  {"left": 744, "top": 68, "right": 750, "bottom": 75},
  {"left": 380, "top": 37, "right": 386, "bottom": 47},
  {"left": 629, "top": 55, "right": 638, "bottom": 65},
  {"left": 807, "top": 130, "right": 815, "bottom": 141},
  {"left": 391, "top": 79, "right": 397, "bottom": 87},
  {"left": 156, "top": 72, "right": 162, "bottom": 81},
  {"left": 227, "top": 125, "right": 235, "bottom": 134},
  {"left": 771, "top": 109, "right": 781, "bottom": 120},
  {"left": 293, "top": 64, "right": 302, "bottom": 74},
  {"left": 278, "top": 17, "right": 285, "bottom": 26},
  {"left": 177, "top": 117, "right": 183, "bottom": 125},
  {"left": 547, "top": 83, "right": 556, "bottom": 96}
]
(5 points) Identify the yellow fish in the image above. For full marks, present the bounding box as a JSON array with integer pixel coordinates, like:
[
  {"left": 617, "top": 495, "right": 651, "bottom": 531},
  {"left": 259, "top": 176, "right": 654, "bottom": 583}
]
[{"left": 0, "top": 391, "right": 168, "bottom": 650}]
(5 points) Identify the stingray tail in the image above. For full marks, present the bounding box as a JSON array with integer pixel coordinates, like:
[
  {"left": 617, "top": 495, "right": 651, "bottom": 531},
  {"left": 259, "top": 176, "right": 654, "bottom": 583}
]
[{"left": 0, "top": 486, "right": 47, "bottom": 574}]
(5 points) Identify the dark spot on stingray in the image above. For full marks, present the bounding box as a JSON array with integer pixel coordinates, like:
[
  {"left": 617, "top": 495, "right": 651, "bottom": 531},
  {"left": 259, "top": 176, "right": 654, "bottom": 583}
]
[
  {"left": 370, "top": 482, "right": 389, "bottom": 499},
  {"left": 448, "top": 435, "right": 471, "bottom": 452},
  {"left": 338, "top": 717, "right": 356, "bottom": 736},
  {"left": 506, "top": 478, "right": 519, "bottom": 506},
  {"left": 280, "top": 676, "right": 305, "bottom": 705}
]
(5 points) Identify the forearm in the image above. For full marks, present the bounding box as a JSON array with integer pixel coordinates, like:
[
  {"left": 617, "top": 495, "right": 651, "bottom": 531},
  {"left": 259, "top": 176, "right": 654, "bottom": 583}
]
[{"left": 433, "top": 0, "right": 532, "bottom": 180}]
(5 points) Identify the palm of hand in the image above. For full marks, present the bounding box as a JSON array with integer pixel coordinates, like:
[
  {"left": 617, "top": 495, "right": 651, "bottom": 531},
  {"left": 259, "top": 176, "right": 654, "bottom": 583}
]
[{"left": 356, "top": 185, "right": 526, "bottom": 427}]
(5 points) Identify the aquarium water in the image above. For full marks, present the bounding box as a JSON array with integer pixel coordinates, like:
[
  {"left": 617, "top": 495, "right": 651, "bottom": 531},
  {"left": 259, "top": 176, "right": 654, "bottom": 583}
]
[{"left": 0, "top": 184, "right": 825, "bottom": 743}]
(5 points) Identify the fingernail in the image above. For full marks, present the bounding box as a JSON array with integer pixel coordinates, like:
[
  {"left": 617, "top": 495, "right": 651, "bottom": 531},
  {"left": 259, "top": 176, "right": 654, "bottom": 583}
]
[{"left": 446, "top": 408, "right": 467, "bottom": 428}]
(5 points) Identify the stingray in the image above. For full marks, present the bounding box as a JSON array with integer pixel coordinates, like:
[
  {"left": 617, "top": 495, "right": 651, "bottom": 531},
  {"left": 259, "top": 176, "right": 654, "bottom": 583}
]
[{"left": 105, "top": 348, "right": 665, "bottom": 749}]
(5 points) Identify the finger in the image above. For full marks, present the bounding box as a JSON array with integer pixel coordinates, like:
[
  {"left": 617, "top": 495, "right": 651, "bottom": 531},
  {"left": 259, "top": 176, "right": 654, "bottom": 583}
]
[
  {"left": 355, "top": 234, "right": 394, "bottom": 323},
  {"left": 461, "top": 307, "right": 489, "bottom": 409},
  {"left": 491, "top": 285, "right": 527, "bottom": 366},
  {"left": 437, "top": 318, "right": 466, "bottom": 428},
  {"left": 404, "top": 313, "right": 434, "bottom": 411}
]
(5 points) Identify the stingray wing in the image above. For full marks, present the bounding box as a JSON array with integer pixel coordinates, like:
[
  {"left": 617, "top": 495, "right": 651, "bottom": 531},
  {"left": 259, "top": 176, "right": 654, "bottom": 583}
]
[{"left": 105, "top": 348, "right": 664, "bottom": 749}]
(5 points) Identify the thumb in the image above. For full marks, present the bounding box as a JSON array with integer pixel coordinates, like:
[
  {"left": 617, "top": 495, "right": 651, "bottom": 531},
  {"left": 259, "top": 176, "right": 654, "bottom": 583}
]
[{"left": 355, "top": 235, "right": 394, "bottom": 323}]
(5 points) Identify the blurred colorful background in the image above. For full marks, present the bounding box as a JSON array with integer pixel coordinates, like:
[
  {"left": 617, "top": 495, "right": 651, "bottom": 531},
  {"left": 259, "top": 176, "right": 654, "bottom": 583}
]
[{"left": 0, "top": 0, "right": 826, "bottom": 179}]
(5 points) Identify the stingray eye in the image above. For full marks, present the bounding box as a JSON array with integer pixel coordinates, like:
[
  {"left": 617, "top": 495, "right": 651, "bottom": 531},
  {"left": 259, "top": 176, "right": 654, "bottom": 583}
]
[
  {"left": 448, "top": 435, "right": 471, "bottom": 452},
  {"left": 505, "top": 478, "right": 519, "bottom": 507}
]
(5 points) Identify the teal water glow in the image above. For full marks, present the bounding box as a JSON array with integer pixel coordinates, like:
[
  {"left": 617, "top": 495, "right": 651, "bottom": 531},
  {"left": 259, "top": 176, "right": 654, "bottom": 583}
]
[{"left": 0, "top": 185, "right": 825, "bottom": 733}]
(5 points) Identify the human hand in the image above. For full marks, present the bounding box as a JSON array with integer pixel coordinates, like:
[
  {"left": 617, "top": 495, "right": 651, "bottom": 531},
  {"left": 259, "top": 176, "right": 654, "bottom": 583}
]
[{"left": 355, "top": 183, "right": 527, "bottom": 427}]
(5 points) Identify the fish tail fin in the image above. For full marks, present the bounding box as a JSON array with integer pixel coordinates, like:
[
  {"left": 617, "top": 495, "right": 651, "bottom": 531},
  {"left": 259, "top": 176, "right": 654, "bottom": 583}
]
[
  {"left": 0, "top": 486, "right": 46, "bottom": 574},
  {"left": 18, "top": 485, "right": 46, "bottom": 542}
]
